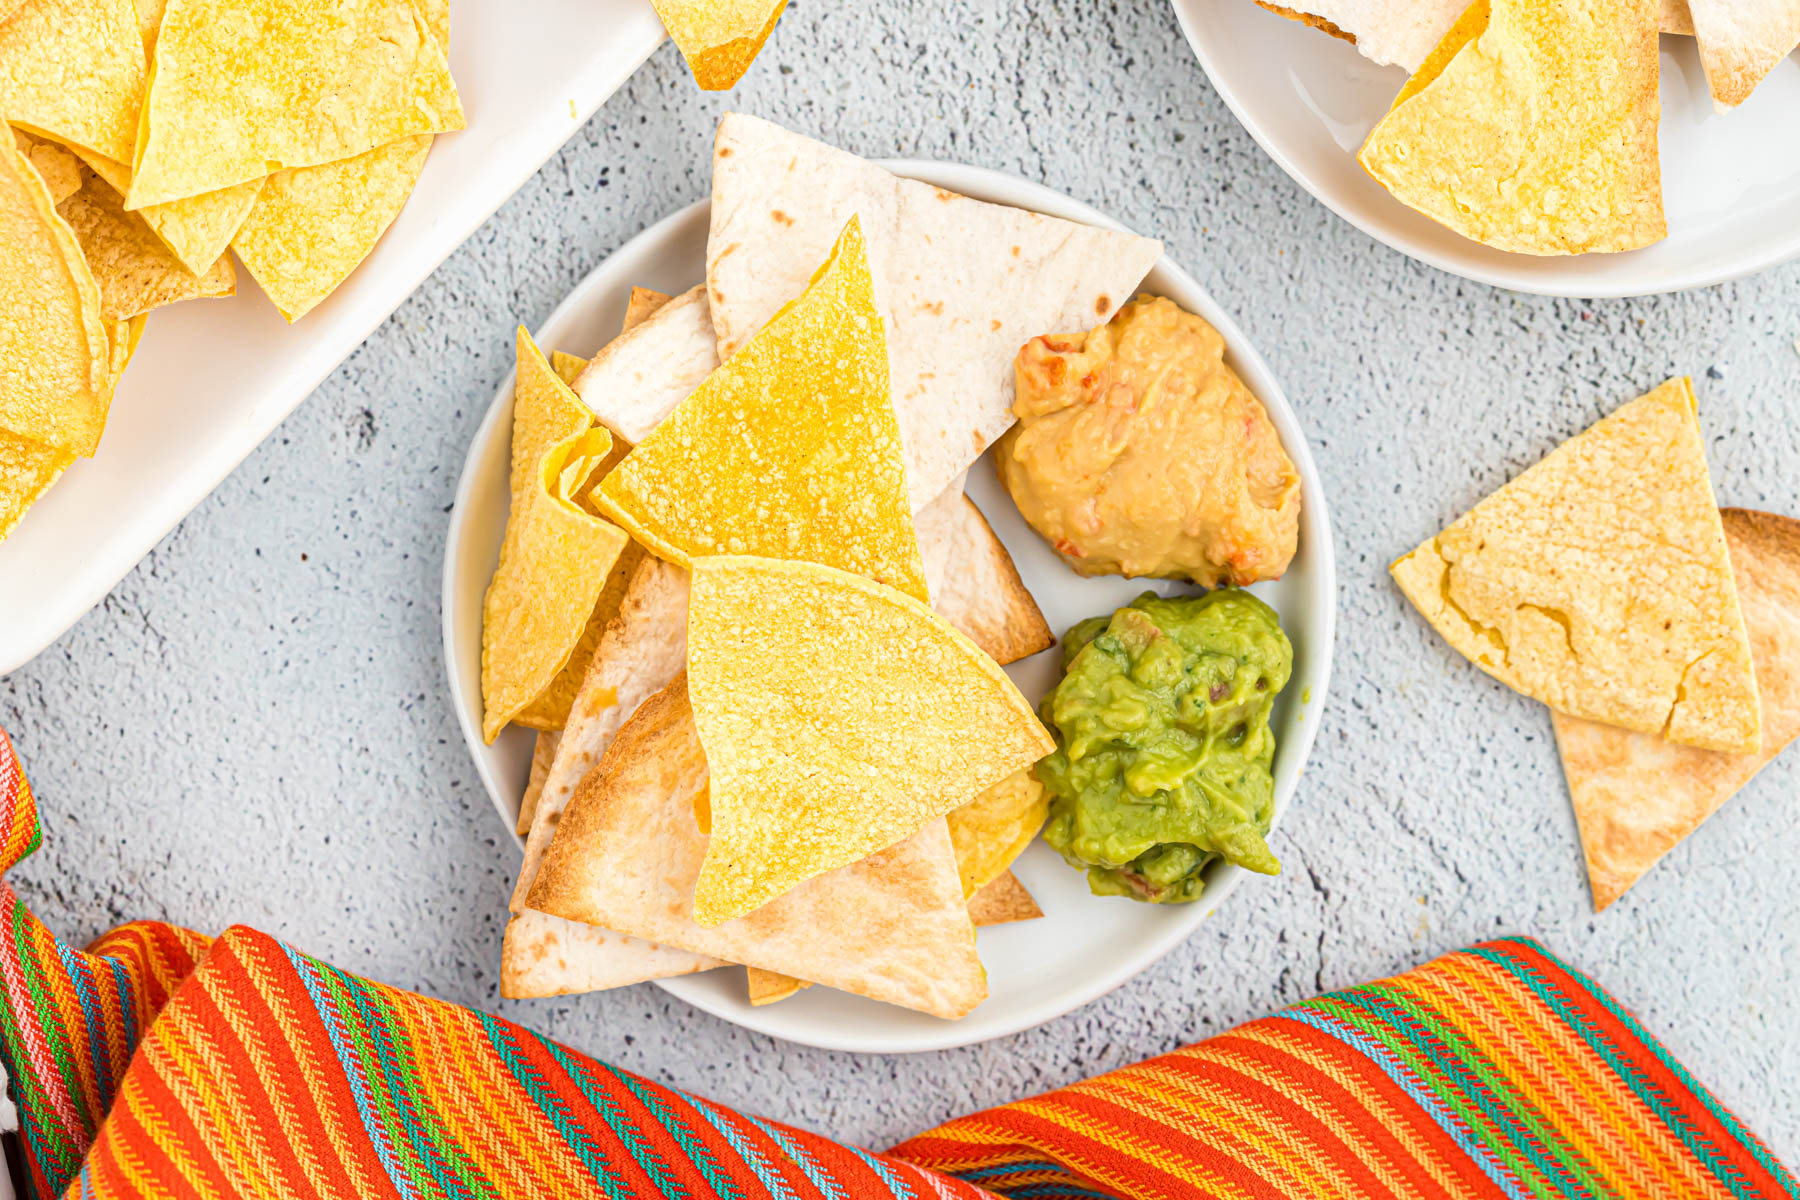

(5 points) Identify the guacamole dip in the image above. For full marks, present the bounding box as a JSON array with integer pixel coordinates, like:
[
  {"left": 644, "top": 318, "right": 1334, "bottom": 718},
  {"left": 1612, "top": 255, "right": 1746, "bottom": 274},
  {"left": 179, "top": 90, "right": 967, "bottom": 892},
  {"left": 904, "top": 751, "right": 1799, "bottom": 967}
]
[{"left": 1037, "top": 590, "right": 1291, "bottom": 903}]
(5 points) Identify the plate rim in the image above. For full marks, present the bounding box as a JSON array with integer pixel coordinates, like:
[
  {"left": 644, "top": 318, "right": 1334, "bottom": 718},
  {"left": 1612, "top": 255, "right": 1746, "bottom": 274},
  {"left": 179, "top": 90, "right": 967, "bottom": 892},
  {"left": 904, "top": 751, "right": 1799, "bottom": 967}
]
[
  {"left": 442, "top": 156, "right": 1338, "bottom": 1053},
  {"left": 1168, "top": 0, "right": 1800, "bottom": 298}
]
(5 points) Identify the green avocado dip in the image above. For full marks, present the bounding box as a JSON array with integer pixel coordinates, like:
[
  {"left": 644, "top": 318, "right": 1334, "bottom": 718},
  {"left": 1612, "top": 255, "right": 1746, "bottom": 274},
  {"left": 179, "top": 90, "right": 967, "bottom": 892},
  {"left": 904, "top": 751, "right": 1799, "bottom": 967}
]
[{"left": 1036, "top": 590, "right": 1292, "bottom": 903}]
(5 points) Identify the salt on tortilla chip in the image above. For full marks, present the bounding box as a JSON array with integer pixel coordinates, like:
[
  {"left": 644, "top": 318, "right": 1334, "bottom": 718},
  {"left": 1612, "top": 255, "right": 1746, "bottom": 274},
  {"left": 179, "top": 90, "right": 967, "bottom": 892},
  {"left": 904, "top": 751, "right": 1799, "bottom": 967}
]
[
  {"left": 528, "top": 674, "right": 987, "bottom": 1019},
  {"left": 0, "top": 0, "right": 144, "bottom": 165},
  {"left": 1393, "top": 379, "right": 1760, "bottom": 754},
  {"left": 1555, "top": 509, "right": 1800, "bottom": 910},
  {"left": 58, "top": 170, "right": 233, "bottom": 319},
  {"left": 947, "top": 767, "right": 1049, "bottom": 897},
  {"left": 686, "top": 555, "right": 1052, "bottom": 926},
  {"left": 708, "top": 114, "right": 1162, "bottom": 507},
  {"left": 1358, "top": 0, "right": 1664, "bottom": 256},
  {"left": 129, "top": 0, "right": 463, "bottom": 208},
  {"left": 1686, "top": 0, "right": 1800, "bottom": 107},
  {"left": 501, "top": 913, "right": 719, "bottom": 1000},
  {"left": 12, "top": 130, "right": 81, "bottom": 204},
  {"left": 480, "top": 328, "right": 631, "bottom": 741},
  {"left": 516, "top": 731, "right": 560, "bottom": 837},
  {"left": 916, "top": 481, "right": 1052, "bottom": 664},
  {"left": 598, "top": 217, "right": 928, "bottom": 601},
  {"left": 0, "top": 129, "right": 110, "bottom": 456},
  {"left": 651, "top": 0, "right": 789, "bottom": 90},
  {"left": 74, "top": 149, "right": 260, "bottom": 277},
  {"left": 0, "top": 430, "right": 72, "bottom": 541},
  {"left": 572, "top": 285, "right": 718, "bottom": 444}
]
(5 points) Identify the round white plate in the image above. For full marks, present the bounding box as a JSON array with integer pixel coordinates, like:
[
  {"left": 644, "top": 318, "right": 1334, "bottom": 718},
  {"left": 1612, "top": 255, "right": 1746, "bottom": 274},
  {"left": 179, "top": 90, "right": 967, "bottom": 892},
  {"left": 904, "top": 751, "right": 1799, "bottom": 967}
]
[
  {"left": 1172, "top": 0, "right": 1800, "bottom": 296},
  {"left": 443, "top": 161, "right": 1337, "bottom": 1052}
]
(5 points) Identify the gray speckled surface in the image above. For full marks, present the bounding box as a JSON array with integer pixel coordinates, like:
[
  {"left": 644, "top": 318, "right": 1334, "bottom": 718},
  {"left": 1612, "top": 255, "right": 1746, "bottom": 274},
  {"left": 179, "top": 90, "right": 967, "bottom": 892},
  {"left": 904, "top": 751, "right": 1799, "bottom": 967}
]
[{"left": 4, "top": 0, "right": 1798, "bottom": 1164}]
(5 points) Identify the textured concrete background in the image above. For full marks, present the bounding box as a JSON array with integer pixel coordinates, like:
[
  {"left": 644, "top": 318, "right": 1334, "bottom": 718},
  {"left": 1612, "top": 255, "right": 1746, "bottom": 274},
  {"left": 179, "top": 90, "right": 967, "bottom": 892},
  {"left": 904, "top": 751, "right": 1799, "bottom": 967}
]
[{"left": 4, "top": 0, "right": 1798, "bottom": 1163}]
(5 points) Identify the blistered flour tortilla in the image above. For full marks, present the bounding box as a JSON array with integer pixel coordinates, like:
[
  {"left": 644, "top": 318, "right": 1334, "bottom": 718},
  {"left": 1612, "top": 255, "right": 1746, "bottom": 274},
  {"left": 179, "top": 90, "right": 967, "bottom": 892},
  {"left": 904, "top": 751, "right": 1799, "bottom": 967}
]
[
  {"left": 1265, "top": 0, "right": 1695, "bottom": 69},
  {"left": 1554, "top": 510, "right": 1800, "bottom": 911},
  {"left": 706, "top": 113, "right": 1162, "bottom": 509}
]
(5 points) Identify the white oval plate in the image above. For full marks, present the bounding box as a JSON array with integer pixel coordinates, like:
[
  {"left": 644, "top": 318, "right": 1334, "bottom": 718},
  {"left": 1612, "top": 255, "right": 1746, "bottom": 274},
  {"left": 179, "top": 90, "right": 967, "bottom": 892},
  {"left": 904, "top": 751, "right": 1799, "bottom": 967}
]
[
  {"left": 443, "top": 161, "right": 1337, "bottom": 1053},
  {"left": 1172, "top": 0, "right": 1800, "bottom": 297}
]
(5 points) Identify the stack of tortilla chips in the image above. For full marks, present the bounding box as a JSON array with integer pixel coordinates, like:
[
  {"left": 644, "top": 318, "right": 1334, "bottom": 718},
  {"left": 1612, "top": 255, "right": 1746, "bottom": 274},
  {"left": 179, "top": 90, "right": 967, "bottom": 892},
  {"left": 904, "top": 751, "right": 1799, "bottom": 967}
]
[
  {"left": 1393, "top": 378, "right": 1800, "bottom": 909},
  {"left": 483, "top": 114, "right": 1163, "bottom": 1017},
  {"left": 1260, "top": 0, "right": 1797, "bottom": 253},
  {"left": 0, "top": 0, "right": 462, "bottom": 539}
]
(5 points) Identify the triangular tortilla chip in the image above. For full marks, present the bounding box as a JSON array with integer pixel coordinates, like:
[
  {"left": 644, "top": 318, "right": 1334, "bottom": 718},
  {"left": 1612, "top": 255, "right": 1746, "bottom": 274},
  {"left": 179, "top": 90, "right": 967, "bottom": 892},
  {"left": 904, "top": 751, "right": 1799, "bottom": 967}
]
[
  {"left": 1664, "top": 0, "right": 1697, "bottom": 35},
  {"left": 0, "top": 0, "right": 144, "bottom": 165},
  {"left": 12, "top": 129, "right": 81, "bottom": 203},
  {"left": 916, "top": 479, "right": 1052, "bottom": 665},
  {"left": 1358, "top": 0, "right": 1664, "bottom": 255},
  {"left": 946, "top": 767, "right": 1048, "bottom": 897},
  {"left": 73, "top": 149, "right": 260, "bottom": 278},
  {"left": 600, "top": 217, "right": 926, "bottom": 600},
  {"left": 516, "top": 730, "right": 560, "bottom": 837},
  {"left": 129, "top": 0, "right": 463, "bottom": 207},
  {"left": 1393, "top": 379, "right": 1760, "bottom": 754},
  {"left": 479, "top": 329, "right": 631, "bottom": 741},
  {"left": 687, "top": 555, "right": 1052, "bottom": 925},
  {"left": 1687, "top": 0, "right": 1800, "bottom": 107},
  {"left": 651, "top": 0, "right": 789, "bottom": 90},
  {"left": 1555, "top": 509, "right": 1800, "bottom": 910},
  {"left": 571, "top": 285, "right": 719, "bottom": 444},
  {"left": 528, "top": 675, "right": 987, "bottom": 1019},
  {"left": 708, "top": 114, "right": 1162, "bottom": 507},
  {"left": 0, "top": 430, "right": 72, "bottom": 541},
  {"left": 0, "top": 129, "right": 110, "bottom": 455},
  {"left": 500, "top": 912, "right": 718, "bottom": 1000},
  {"left": 57, "top": 169, "right": 233, "bottom": 319}
]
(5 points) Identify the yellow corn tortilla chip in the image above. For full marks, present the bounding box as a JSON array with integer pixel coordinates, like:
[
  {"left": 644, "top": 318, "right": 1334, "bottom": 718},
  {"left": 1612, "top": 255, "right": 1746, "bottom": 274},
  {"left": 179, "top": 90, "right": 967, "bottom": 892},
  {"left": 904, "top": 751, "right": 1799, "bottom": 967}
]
[
  {"left": 651, "top": 0, "right": 790, "bottom": 90},
  {"left": 0, "top": 430, "right": 72, "bottom": 541},
  {"left": 551, "top": 351, "right": 587, "bottom": 388},
  {"left": 597, "top": 216, "right": 927, "bottom": 602},
  {"left": 12, "top": 129, "right": 81, "bottom": 204},
  {"left": 686, "top": 555, "right": 1052, "bottom": 926},
  {"left": 0, "top": 0, "right": 144, "bottom": 165},
  {"left": 1358, "top": 0, "right": 1664, "bottom": 255},
  {"left": 946, "top": 767, "right": 1049, "bottom": 897},
  {"left": 0, "top": 128, "right": 110, "bottom": 455},
  {"left": 479, "top": 328, "right": 632, "bottom": 741},
  {"left": 1392, "top": 379, "right": 1760, "bottom": 754},
  {"left": 1555, "top": 510, "right": 1800, "bottom": 910},
  {"left": 129, "top": 0, "right": 463, "bottom": 208},
  {"left": 58, "top": 170, "right": 233, "bottom": 319},
  {"left": 528, "top": 675, "right": 987, "bottom": 1019},
  {"left": 76, "top": 150, "right": 260, "bottom": 278}
]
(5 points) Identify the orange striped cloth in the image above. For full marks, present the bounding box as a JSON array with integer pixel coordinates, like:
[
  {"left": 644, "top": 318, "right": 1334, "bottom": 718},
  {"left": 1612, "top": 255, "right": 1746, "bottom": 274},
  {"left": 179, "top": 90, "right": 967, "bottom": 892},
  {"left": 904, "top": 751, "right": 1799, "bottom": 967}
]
[{"left": 0, "top": 725, "right": 1791, "bottom": 1199}]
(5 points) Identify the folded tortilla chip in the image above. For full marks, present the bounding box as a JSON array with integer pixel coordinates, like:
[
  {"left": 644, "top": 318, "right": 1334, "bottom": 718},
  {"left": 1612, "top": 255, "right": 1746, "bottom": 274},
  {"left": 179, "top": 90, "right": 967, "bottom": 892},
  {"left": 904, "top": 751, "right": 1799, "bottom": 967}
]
[
  {"left": 0, "top": 430, "right": 73, "bottom": 541},
  {"left": 0, "top": 128, "right": 111, "bottom": 456},
  {"left": 1687, "top": 0, "right": 1800, "bottom": 107},
  {"left": 479, "top": 329, "right": 632, "bottom": 741},
  {"left": 529, "top": 675, "right": 986, "bottom": 1019},
  {"left": 651, "top": 0, "right": 789, "bottom": 90},
  {"left": 1358, "top": 0, "right": 1664, "bottom": 256},
  {"left": 916, "top": 481, "right": 1053, "bottom": 664},
  {"left": 708, "top": 114, "right": 1162, "bottom": 507},
  {"left": 687, "top": 555, "right": 1052, "bottom": 926},
  {"left": 599, "top": 216, "right": 928, "bottom": 601},
  {"left": 746, "top": 868, "right": 1042, "bottom": 1005},
  {"left": 0, "top": 0, "right": 144, "bottom": 165},
  {"left": 12, "top": 129, "right": 81, "bottom": 203},
  {"left": 1555, "top": 509, "right": 1800, "bottom": 910},
  {"left": 129, "top": 0, "right": 463, "bottom": 208},
  {"left": 57, "top": 169, "right": 233, "bottom": 319},
  {"left": 73, "top": 149, "right": 260, "bottom": 278},
  {"left": 1393, "top": 379, "right": 1760, "bottom": 754}
]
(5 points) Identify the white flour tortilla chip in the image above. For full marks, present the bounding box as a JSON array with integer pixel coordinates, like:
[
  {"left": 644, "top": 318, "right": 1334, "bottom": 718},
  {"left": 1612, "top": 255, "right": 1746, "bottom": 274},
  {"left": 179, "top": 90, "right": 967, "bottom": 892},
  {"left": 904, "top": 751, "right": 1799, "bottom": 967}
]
[
  {"left": 528, "top": 675, "right": 986, "bottom": 1019},
  {"left": 707, "top": 113, "right": 1162, "bottom": 508},
  {"left": 501, "top": 912, "right": 717, "bottom": 999},
  {"left": 1554, "top": 509, "right": 1800, "bottom": 911},
  {"left": 1686, "top": 0, "right": 1800, "bottom": 107},
  {"left": 916, "top": 478, "right": 1052, "bottom": 665},
  {"left": 571, "top": 284, "right": 719, "bottom": 445},
  {"left": 516, "top": 730, "right": 560, "bottom": 837}
]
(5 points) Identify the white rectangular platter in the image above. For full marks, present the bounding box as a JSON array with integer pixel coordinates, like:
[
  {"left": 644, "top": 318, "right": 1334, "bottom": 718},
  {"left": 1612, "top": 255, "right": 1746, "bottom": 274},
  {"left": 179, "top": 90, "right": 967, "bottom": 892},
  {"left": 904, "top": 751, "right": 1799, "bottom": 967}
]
[{"left": 0, "top": 0, "right": 668, "bottom": 672}]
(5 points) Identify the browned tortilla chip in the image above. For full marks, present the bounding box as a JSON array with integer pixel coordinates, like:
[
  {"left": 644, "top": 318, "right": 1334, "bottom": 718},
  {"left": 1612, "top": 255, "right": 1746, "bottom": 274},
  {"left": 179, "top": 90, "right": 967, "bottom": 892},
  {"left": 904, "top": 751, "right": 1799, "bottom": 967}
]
[
  {"left": 1255, "top": 2, "right": 1355, "bottom": 41},
  {"left": 598, "top": 217, "right": 927, "bottom": 601},
  {"left": 57, "top": 170, "right": 234, "bottom": 319},
  {"left": 1358, "top": 0, "right": 1664, "bottom": 255},
  {"left": 479, "top": 329, "right": 631, "bottom": 741},
  {"left": 500, "top": 914, "right": 718, "bottom": 1000},
  {"left": 916, "top": 483, "right": 1053, "bottom": 665},
  {"left": 129, "top": 0, "right": 463, "bottom": 208},
  {"left": 1554, "top": 510, "right": 1800, "bottom": 910},
  {"left": 1392, "top": 379, "right": 1760, "bottom": 755},
  {"left": 966, "top": 869, "right": 1043, "bottom": 926},
  {"left": 650, "top": 0, "right": 790, "bottom": 90},
  {"left": 0, "top": 0, "right": 145, "bottom": 165},
  {"left": 529, "top": 675, "right": 986, "bottom": 1019},
  {"left": 516, "top": 731, "right": 561, "bottom": 838},
  {"left": 0, "top": 129, "right": 111, "bottom": 456},
  {"left": 1686, "top": 0, "right": 1800, "bottom": 106},
  {"left": 686, "top": 556, "right": 1052, "bottom": 926}
]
